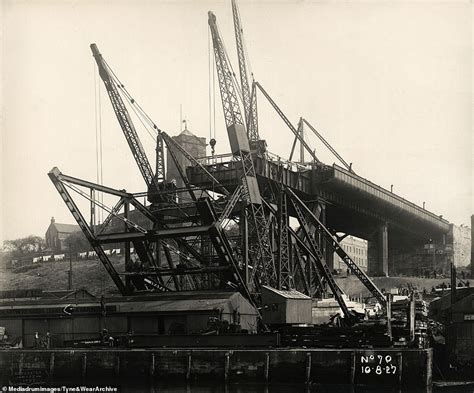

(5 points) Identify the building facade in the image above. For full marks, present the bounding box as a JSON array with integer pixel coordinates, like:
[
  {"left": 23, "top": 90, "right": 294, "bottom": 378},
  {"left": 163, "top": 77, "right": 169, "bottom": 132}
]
[
  {"left": 333, "top": 235, "right": 368, "bottom": 272},
  {"left": 448, "top": 223, "right": 471, "bottom": 267},
  {"left": 166, "top": 127, "right": 207, "bottom": 190},
  {"left": 45, "top": 217, "right": 80, "bottom": 251}
]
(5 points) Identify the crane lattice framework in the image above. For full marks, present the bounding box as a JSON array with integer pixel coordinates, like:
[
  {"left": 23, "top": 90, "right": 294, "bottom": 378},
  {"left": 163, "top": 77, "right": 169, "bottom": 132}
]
[
  {"left": 208, "top": 11, "right": 277, "bottom": 291},
  {"left": 50, "top": 1, "right": 387, "bottom": 325}
]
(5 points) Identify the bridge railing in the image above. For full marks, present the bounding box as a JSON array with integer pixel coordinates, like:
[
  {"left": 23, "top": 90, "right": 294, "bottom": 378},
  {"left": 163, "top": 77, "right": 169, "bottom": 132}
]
[
  {"left": 332, "top": 164, "right": 450, "bottom": 228},
  {"left": 195, "top": 150, "right": 318, "bottom": 173}
]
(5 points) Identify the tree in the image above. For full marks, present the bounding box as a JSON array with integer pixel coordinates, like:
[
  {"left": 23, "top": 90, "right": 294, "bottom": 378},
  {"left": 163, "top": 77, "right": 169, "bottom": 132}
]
[
  {"left": 2, "top": 235, "right": 46, "bottom": 257},
  {"left": 65, "top": 231, "right": 90, "bottom": 251}
]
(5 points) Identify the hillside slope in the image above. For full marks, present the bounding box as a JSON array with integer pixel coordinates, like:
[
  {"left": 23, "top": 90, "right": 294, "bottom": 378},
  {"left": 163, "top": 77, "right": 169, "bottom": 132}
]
[
  {"left": 0, "top": 260, "right": 471, "bottom": 298},
  {"left": 0, "top": 258, "right": 120, "bottom": 296}
]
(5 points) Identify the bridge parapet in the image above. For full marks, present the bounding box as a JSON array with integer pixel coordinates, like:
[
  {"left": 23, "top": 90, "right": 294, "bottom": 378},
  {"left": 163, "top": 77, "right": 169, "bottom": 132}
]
[
  {"left": 187, "top": 155, "right": 450, "bottom": 238},
  {"left": 313, "top": 164, "right": 450, "bottom": 234}
]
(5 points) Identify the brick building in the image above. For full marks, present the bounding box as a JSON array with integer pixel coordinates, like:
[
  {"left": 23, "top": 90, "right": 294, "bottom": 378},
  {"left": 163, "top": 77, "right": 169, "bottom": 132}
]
[{"left": 45, "top": 217, "right": 80, "bottom": 251}]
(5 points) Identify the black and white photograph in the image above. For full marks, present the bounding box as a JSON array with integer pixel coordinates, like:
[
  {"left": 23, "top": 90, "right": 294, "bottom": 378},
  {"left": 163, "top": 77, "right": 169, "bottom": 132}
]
[{"left": 0, "top": 0, "right": 472, "bottom": 391}]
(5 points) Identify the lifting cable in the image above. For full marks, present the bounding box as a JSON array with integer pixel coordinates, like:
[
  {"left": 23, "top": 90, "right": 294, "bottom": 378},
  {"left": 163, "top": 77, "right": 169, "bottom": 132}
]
[
  {"left": 208, "top": 26, "right": 213, "bottom": 143},
  {"left": 94, "top": 64, "right": 104, "bottom": 224},
  {"left": 102, "top": 59, "right": 157, "bottom": 143},
  {"left": 102, "top": 59, "right": 227, "bottom": 195}
]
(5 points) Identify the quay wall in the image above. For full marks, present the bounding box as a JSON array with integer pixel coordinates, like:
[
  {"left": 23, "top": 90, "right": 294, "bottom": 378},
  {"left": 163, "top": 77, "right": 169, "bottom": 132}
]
[{"left": 0, "top": 348, "right": 432, "bottom": 387}]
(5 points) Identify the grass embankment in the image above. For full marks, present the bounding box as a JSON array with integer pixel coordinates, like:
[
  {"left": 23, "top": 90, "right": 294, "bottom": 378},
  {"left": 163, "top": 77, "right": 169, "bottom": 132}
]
[
  {"left": 0, "top": 258, "right": 121, "bottom": 296},
  {"left": 1, "top": 259, "right": 472, "bottom": 298}
]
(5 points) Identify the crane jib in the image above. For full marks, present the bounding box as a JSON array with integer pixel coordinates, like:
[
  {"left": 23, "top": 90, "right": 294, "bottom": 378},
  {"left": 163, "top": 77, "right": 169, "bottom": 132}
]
[{"left": 90, "top": 43, "right": 160, "bottom": 195}]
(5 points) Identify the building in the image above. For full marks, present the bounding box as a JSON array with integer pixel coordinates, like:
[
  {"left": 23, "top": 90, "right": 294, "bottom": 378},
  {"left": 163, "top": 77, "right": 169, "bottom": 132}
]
[
  {"left": 448, "top": 223, "right": 471, "bottom": 267},
  {"left": 333, "top": 235, "right": 368, "bottom": 272},
  {"left": 45, "top": 217, "right": 80, "bottom": 251},
  {"left": 471, "top": 215, "right": 474, "bottom": 277},
  {"left": 261, "top": 286, "right": 312, "bottom": 325},
  {"left": 429, "top": 287, "right": 474, "bottom": 371},
  {"left": 0, "top": 291, "right": 258, "bottom": 347},
  {"left": 166, "top": 126, "right": 207, "bottom": 189}
]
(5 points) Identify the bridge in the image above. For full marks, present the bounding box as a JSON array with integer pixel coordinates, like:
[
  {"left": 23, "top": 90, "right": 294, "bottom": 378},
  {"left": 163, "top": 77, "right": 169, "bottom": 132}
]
[{"left": 187, "top": 152, "right": 450, "bottom": 276}]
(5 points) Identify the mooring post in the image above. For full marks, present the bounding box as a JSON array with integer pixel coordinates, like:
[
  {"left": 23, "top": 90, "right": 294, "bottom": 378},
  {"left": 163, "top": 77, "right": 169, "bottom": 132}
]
[
  {"left": 114, "top": 354, "right": 120, "bottom": 376},
  {"left": 19, "top": 353, "right": 24, "bottom": 375},
  {"left": 81, "top": 353, "right": 87, "bottom": 382},
  {"left": 305, "top": 352, "right": 311, "bottom": 384},
  {"left": 264, "top": 352, "right": 270, "bottom": 382},
  {"left": 224, "top": 352, "right": 230, "bottom": 382},
  {"left": 350, "top": 352, "right": 356, "bottom": 385},
  {"left": 397, "top": 352, "right": 403, "bottom": 387},
  {"left": 186, "top": 353, "right": 192, "bottom": 380},
  {"left": 386, "top": 294, "right": 392, "bottom": 341},
  {"left": 49, "top": 352, "right": 55, "bottom": 381},
  {"left": 150, "top": 353, "right": 155, "bottom": 379}
]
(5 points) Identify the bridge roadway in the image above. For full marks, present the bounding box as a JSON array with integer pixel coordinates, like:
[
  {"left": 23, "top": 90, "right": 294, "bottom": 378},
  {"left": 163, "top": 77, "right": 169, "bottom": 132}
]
[{"left": 186, "top": 154, "right": 450, "bottom": 276}]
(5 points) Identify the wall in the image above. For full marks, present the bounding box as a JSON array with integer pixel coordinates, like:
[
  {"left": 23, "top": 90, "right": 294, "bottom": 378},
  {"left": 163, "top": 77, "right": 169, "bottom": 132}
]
[
  {"left": 450, "top": 294, "right": 474, "bottom": 365},
  {"left": 0, "top": 348, "right": 433, "bottom": 387},
  {"left": 0, "top": 312, "right": 223, "bottom": 347},
  {"left": 45, "top": 225, "right": 59, "bottom": 250},
  {"left": 472, "top": 215, "right": 474, "bottom": 277},
  {"left": 333, "top": 235, "right": 368, "bottom": 272},
  {"left": 166, "top": 129, "right": 206, "bottom": 190},
  {"left": 449, "top": 223, "right": 471, "bottom": 267}
]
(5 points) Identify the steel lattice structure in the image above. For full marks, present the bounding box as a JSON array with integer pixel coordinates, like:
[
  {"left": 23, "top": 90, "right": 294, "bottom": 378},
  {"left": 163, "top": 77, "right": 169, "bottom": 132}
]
[{"left": 50, "top": 2, "right": 388, "bottom": 328}]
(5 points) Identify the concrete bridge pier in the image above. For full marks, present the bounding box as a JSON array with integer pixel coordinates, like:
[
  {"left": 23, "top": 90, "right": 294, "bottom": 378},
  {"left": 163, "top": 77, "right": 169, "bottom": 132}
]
[{"left": 368, "top": 223, "right": 389, "bottom": 277}]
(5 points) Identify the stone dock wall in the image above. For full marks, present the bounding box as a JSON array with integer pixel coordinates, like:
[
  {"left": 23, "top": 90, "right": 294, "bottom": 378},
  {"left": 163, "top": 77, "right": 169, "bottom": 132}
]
[{"left": 0, "top": 348, "right": 432, "bottom": 388}]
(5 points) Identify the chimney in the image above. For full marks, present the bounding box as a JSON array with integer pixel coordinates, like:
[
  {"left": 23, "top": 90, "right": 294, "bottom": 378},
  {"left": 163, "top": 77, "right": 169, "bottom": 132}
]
[{"left": 51, "top": 217, "right": 55, "bottom": 224}]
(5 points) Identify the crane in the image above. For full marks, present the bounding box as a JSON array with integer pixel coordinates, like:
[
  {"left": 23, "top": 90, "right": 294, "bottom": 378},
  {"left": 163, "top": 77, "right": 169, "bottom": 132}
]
[
  {"left": 231, "top": 0, "right": 259, "bottom": 146},
  {"left": 208, "top": 11, "right": 276, "bottom": 289},
  {"left": 90, "top": 43, "right": 162, "bottom": 202}
]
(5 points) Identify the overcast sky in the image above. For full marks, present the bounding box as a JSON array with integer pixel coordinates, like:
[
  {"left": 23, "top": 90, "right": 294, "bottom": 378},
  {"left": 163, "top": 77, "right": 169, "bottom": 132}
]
[{"left": 0, "top": 0, "right": 472, "bottom": 243}]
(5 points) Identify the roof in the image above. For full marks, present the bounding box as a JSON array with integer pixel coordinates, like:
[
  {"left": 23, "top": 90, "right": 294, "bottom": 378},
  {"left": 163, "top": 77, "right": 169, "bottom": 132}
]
[
  {"left": 180, "top": 129, "right": 195, "bottom": 137},
  {"left": 429, "top": 287, "right": 474, "bottom": 319},
  {"left": 52, "top": 223, "right": 80, "bottom": 233},
  {"left": 262, "top": 286, "right": 311, "bottom": 300},
  {"left": 120, "top": 297, "right": 235, "bottom": 313},
  {"left": 452, "top": 293, "right": 474, "bottom": 313},
  {"left": 116, "top": 291, "right": 256, "bottom": 313},
  {"left": 0, "top": 291, "right": 256, "bottom": 314},
  {"left": 174, "top": 128, "right": 207, "bottom": 146}
]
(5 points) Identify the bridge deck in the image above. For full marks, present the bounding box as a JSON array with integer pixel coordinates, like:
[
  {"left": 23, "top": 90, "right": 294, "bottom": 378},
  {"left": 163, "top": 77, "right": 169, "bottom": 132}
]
[{"left": 187, "top": 155, "right": 450, "bottom": 238}]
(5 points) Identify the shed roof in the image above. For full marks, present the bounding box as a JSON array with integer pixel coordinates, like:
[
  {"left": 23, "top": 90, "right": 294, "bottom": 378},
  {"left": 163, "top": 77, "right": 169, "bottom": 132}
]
[
  {"left": 117, "top": 291, "right": 254, "bottom": 313},
  {"left": 452, "top": 293, "right": 474, "bottom": 313},
  {"left": 429, "top": 287, "right": 474, "bottom": 320},
  {"left": 262, "top": 286, "right": 311, "bottom": 299}
]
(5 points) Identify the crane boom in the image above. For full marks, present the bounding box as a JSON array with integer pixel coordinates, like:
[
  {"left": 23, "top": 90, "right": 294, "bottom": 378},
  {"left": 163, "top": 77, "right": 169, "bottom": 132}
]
[
  {"left": 231, "top": 0, "right": 259, "bottom": 143},
  {"left": 208, "top": 13, "right": 244, "bottom": 128},
  {"left": 90, "top": 43, "right": 160, "bottom": 195},
  {"left": 208, "top": 11, "right": 276, "bottom": 287}
]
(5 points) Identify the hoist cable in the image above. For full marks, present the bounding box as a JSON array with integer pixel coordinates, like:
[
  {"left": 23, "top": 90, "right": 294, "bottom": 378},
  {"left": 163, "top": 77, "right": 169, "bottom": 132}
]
[{"left": 208, "top": 27, "right": 212, "bottom": 142}]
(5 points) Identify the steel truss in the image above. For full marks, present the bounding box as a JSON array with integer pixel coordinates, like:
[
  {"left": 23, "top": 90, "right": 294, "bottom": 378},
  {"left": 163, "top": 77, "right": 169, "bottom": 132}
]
[{"left": 51, "top": 7, "right": 385, "bottom": 327}]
